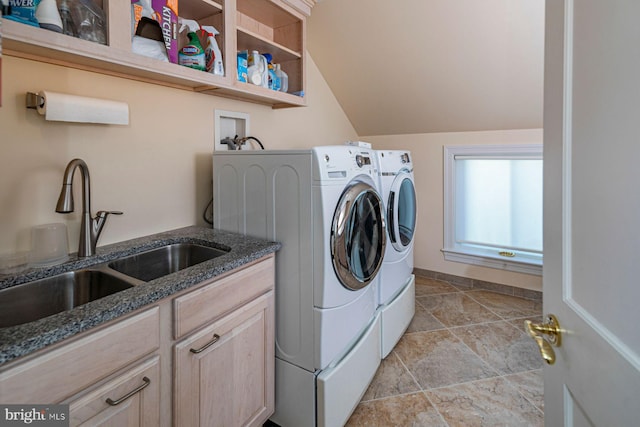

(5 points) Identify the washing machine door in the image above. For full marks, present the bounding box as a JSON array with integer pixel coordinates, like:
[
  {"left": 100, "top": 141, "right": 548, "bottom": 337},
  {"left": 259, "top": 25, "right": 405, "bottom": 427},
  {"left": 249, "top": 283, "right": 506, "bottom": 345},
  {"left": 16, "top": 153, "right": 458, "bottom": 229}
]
[
  {"left": 331, "top": 181, "right": 386, "bottom": 291},
  {"left": 388, "top": 172, "right": 417, "bottom": 252}
]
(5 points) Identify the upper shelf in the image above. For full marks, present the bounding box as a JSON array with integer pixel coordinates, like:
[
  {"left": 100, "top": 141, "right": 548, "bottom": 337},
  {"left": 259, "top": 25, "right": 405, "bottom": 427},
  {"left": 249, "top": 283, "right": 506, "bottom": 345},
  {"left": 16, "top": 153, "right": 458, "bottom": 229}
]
[
  {"left": 1, "top": 0, "right": 307, "bottom": 108},
  {"left": 180, "top": 0, "right": 223, "bottom": 20}
]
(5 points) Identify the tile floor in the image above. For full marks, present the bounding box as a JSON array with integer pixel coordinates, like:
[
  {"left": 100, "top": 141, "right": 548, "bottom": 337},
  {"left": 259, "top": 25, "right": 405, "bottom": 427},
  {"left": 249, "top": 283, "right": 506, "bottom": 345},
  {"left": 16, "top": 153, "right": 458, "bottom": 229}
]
[{"left": 346, "top": 276, "right": 544, "bottom": 427}]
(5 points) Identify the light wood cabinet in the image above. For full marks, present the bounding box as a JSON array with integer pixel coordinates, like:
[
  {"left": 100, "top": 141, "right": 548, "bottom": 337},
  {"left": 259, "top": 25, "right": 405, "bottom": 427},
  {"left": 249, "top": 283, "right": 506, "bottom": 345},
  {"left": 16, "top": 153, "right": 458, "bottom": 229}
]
[
  {"left": 0, "top": 308, "right": 160, "bottom": 404},
  {"left": 174, "top": 291, "right": 274, "bottom": 427},
  {"left": 173, "top": 256, "right": 275, "bottom": 426},
  {"left": 67, "top": 356, "right": 160, "bottom": 427},
  {"left": 0, "top": 255, "right": 275, "bottom": 427},
  {"left": 1, "top": 0, "right": 313, "bottom": 108}
]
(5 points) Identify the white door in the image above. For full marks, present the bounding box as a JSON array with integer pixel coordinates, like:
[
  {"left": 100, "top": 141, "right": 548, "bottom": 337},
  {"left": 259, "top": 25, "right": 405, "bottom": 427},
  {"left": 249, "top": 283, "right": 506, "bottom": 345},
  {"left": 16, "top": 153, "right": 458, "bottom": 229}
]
[
  {"left": 542, "top": 1, "right": 640, "bottom": 425},
  {"left": 331, "top": 180, "right": 386, "bottom": 291},
  {"left": 387, "top": 172, "right": 417, "bottom": 252}
]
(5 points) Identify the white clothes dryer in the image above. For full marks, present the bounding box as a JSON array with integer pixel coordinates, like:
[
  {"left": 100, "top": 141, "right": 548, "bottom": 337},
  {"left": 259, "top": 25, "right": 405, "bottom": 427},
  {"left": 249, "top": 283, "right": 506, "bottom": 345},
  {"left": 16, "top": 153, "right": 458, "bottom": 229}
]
[
  {"left": 375, "top": 150, "right": 417, "bottom": 358},
  {"left": 213, "top": 146, "right": 386, "bottom": 427}
]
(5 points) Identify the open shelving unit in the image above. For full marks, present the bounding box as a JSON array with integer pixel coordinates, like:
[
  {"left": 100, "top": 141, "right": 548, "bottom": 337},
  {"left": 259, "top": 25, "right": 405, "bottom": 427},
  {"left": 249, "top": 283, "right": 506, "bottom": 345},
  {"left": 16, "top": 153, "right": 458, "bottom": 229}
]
[{"left": 2, "top": 0, "right": 312, "bottom": 108}]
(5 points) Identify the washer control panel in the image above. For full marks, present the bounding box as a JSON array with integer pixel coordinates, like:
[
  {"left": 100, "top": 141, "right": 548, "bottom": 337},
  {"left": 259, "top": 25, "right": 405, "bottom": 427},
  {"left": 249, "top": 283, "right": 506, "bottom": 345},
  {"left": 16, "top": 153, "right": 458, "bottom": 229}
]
[{"left": 355, "top": 154, "right": 372, "bottom": 168}]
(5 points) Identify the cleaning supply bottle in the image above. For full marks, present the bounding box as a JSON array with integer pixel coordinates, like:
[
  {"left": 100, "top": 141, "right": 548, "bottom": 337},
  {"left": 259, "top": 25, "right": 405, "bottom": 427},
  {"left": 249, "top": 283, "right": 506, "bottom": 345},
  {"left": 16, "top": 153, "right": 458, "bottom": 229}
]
[
  {"left": 268, "top": 63, "right": 280, "bottom": 91},
  {"left": 275, "top": 64, "right": 288, "bottom": 93},
  {"left": 247, "top": 50, "right": 268, "bottom": 87},
  {"left": 201, "top": 25, "right": 224, "bottom": 76},
  {"left": 58, "top": 0, "right": 77, "bottom": 37},
  {"left": 35, "top": 0, "right": 63, "bottom": 33},
  {"left": 178, "top": 18, "right": 205, "bottom": 71},
  {"left": 263, "top": 53, "right": 280, "bottom": 91}
]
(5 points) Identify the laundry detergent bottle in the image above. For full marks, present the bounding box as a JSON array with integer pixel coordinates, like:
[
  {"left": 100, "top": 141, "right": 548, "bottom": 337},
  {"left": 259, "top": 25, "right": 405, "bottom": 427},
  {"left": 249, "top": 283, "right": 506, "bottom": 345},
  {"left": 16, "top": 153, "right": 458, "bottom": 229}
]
[
  {"left": 247, "top": 50, "right": 268, "bottom": 87},
  {"left": 178, "top": 18, "right": 206, "bottom": 71}
]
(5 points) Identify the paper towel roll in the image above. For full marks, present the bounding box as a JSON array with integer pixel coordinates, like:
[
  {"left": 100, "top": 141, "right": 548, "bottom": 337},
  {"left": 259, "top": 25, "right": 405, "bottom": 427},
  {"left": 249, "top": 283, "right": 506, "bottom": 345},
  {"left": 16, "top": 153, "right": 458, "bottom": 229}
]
[{"left": 36, "top": 91, "right": 129, "bottom": 125}]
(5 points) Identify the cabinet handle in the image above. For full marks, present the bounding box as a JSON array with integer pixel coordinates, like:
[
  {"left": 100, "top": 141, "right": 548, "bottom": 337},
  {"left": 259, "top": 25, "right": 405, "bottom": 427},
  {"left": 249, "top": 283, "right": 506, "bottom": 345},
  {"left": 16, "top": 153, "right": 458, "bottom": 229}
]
[
  {"left": 190, "top": 334, "right": 221, "bottom": 354},
  {"left": 105, "top": 376, "right": 151, "bottom": 406}
]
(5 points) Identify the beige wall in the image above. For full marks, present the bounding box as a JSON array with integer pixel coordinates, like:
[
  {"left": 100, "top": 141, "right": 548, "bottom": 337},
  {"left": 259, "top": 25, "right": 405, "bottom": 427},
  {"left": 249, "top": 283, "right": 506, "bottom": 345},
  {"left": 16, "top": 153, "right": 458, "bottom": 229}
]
[
  {"left": 1, "top": 53, "right": 542, "bottom": 292},
  {"left": 0, "top": 53, "right": 357, "bottom": 255},
  {"left": 364, "top": 129, "right": 543, "bottom": 292}
]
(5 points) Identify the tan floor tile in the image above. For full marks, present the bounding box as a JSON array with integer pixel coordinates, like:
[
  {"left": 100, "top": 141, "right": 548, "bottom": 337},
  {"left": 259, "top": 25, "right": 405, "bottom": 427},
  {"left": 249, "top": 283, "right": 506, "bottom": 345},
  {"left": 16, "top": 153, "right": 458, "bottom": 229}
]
[
  {"left": 394, "top": 330, "right": 498, "bottom": 389},
  {"left": 450, "top": 321, "right": 543, "bottom": 374},
  {"left": 346, "top": 392, "right": 446, "bottom": 427},
  {"left": 352, "top": 277, "right": 545, "bottom": 425},
  {"left": 406, "top": 303, "right": 446, "bottom": 333},
  {"left": 465, "top": 290, "right": 543, "bottom": 319},
  {"left": 362, "top": 352, "right": 420, "bottom": 401},
  {"left": 417, "top": 293, "right": 501, "bottom": 327},
  {"left": 505, "top": 369, "right": 544, "bottom": 412},
  {"left": 426, "top": 377, "right": 544, "bottom": 427},
  {"left": 415, "top": 276, "right": 460, "bottom": 296}
]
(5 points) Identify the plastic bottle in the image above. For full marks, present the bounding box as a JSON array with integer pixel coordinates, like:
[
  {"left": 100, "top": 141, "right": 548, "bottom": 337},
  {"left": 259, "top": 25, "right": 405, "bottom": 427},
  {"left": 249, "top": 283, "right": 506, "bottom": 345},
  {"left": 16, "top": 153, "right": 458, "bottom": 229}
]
[
  {"left": 262, "top": 53, "right": 280, "bottom": 91},
  {"left": 247, "top": 50, "right": 268, "bottom": 87},
  {"left": 178, "top": 18, "right": 206, "bottom": 71},
  {"left": 275, "top": 64, "right": 288, "bottom": 93},
  {"left": 36, "top": 0, "right": 63, "bottom": 33},
  {"left": 269, "top": 64, "right": 280, "bottom": 91},
  {"left": 201, "top": 25, "right": 224, "bottom": 76},
  {"left": 58, "top": 0, "right": 77, "bottom": 37}
]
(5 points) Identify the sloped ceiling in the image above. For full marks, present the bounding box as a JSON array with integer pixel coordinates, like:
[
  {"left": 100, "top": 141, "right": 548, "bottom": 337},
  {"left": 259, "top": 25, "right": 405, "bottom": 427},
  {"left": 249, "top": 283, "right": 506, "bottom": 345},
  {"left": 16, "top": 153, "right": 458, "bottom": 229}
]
[{"left": 307, "top": 0, "right": 545, "bottom": 136}]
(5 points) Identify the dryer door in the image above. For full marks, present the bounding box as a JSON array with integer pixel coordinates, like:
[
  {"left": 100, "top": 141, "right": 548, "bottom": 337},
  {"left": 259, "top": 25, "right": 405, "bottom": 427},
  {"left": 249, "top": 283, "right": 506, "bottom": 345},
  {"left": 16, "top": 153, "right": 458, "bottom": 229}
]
[
  {"left": 388, "top": 172, "right": 417, "bottom": 252},
  {"left": 331, "top": 181, "right": 386, "bottom": 291}
]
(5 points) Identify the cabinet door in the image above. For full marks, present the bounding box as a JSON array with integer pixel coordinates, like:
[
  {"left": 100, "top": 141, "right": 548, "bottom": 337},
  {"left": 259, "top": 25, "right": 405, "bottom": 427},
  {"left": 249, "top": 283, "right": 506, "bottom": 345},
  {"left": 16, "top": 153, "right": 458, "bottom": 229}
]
[
  {"left": 67, "top": 356, "right": 160, "bottom": 427},
  {"left": 174, "top": 291, "right": 274, "bottom": 427}
]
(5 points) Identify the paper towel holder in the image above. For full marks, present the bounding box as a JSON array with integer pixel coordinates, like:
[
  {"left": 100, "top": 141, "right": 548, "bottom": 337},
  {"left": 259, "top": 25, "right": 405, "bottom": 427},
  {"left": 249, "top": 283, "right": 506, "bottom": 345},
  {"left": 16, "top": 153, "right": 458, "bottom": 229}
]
[
  {"left": 26, "top": 92, "right": 45, "bottom": 109},
  {"left": 25, "top": 91, "right": 130, "bottom": 125}
]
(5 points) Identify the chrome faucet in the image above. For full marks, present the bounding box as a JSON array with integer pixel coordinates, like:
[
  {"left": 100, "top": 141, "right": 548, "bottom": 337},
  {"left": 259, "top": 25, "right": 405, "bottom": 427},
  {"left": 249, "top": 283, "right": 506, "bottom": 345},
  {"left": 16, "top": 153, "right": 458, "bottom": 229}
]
[{"left": 55, "top": 159, "right": 122, "bottom": 257}]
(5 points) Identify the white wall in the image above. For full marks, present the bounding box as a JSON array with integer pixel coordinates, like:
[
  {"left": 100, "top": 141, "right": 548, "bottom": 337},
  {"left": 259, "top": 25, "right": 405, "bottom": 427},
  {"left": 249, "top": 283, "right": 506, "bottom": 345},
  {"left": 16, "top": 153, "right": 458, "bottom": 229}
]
[
  {"left": 364, "top": 129, "right": 543, "bottom": 291},
  {"left": 0, "top": 53, "right": 357, "bottom": 255}
]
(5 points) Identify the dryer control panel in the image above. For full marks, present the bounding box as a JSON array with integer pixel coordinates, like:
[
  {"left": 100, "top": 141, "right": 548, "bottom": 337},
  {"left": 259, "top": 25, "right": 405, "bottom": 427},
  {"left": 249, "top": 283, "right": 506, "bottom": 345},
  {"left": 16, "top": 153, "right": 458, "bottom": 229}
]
[{"left": 313, "top": 146, "right": 378, "bottom": 181}]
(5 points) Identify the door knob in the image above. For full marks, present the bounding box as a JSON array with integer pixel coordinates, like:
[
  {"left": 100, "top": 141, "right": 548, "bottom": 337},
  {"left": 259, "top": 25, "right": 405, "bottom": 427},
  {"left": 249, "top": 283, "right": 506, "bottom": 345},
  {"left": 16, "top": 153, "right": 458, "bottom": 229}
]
[{"left": 525, "top": 314, "right": 561, "bottom": 365}]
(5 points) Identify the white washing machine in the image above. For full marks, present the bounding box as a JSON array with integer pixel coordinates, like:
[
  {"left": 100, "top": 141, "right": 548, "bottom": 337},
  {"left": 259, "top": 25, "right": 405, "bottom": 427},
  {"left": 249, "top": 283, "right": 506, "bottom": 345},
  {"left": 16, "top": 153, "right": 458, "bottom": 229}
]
[
  {"left": 213, "top": 146, "right": 386, "bottom": 426},
  {"left": 375, "top": 150, "right": 417, "bottom": 358}
]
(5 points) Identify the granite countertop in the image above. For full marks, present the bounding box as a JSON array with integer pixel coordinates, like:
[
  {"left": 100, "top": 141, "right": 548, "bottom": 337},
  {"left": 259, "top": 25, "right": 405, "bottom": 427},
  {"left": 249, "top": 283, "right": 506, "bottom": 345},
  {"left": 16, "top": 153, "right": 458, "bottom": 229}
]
[{"left": 0, "top": 226, "right": 280, "bottom": 366}]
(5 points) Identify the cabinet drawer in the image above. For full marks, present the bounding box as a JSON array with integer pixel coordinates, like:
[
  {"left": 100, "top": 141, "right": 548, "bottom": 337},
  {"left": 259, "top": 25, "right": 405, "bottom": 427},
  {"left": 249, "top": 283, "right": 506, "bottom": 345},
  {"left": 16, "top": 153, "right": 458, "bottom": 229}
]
[
  {"left": 0, "top": 307, "right": 159, "bottom": 404},
  {"left": 173, "top": 256, "right": 274, "bottom": 339},
  {"left": 67, "top": 356, "right": 160, "bottom": 427}
]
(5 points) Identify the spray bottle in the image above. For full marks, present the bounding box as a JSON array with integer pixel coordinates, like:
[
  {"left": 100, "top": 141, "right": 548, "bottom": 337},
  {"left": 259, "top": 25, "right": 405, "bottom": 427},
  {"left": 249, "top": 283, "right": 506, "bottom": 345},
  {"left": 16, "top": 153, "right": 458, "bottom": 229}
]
[
  {"left": 178, "top": 18, "right": 205, "bottom": 71},
  {"left": 200, "top": 25, "right": 224, "bottom": 76}
]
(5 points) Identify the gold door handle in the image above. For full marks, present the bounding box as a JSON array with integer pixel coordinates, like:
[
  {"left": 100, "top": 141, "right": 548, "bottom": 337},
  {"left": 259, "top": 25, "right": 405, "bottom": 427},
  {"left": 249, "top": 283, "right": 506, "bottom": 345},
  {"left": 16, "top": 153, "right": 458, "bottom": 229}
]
[{"left": 525, "top": 314, "right": 561, "bottom": 365}]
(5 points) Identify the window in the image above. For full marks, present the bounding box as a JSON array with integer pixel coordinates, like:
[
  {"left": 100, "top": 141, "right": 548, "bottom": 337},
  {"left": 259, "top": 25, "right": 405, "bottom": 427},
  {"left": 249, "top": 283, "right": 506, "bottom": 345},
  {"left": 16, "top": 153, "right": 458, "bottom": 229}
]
[{"left": 443, "top": 144, "right": 543, "bottom": 275}]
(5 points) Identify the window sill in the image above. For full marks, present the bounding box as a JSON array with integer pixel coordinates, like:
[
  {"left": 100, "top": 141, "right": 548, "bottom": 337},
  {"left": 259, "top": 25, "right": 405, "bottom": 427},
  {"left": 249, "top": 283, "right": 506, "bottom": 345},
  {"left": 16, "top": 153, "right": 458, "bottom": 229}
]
[{"left": 441, "top": 248, "right": 542, "bottom": 276}]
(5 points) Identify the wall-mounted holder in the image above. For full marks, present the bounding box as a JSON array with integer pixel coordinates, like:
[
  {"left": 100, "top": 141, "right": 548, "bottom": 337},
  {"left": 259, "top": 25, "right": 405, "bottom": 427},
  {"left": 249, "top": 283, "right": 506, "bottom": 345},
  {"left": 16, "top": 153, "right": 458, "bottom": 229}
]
[
  {"left": 26, "top": 92, "right": 46, "bottom": 109},
  {"left": 25, "top": 91, "right": 130, "bottom": 125}
]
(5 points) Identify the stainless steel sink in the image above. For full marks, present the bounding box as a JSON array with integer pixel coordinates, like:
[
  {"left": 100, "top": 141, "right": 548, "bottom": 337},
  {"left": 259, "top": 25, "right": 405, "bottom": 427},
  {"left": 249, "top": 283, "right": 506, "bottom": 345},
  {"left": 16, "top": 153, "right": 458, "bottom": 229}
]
[
  {"left": 108, "top": 243, "right": 228, "bottom": 282},
  {"left": 0, "top": 270, "right": 134, "bottom": 328}
]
